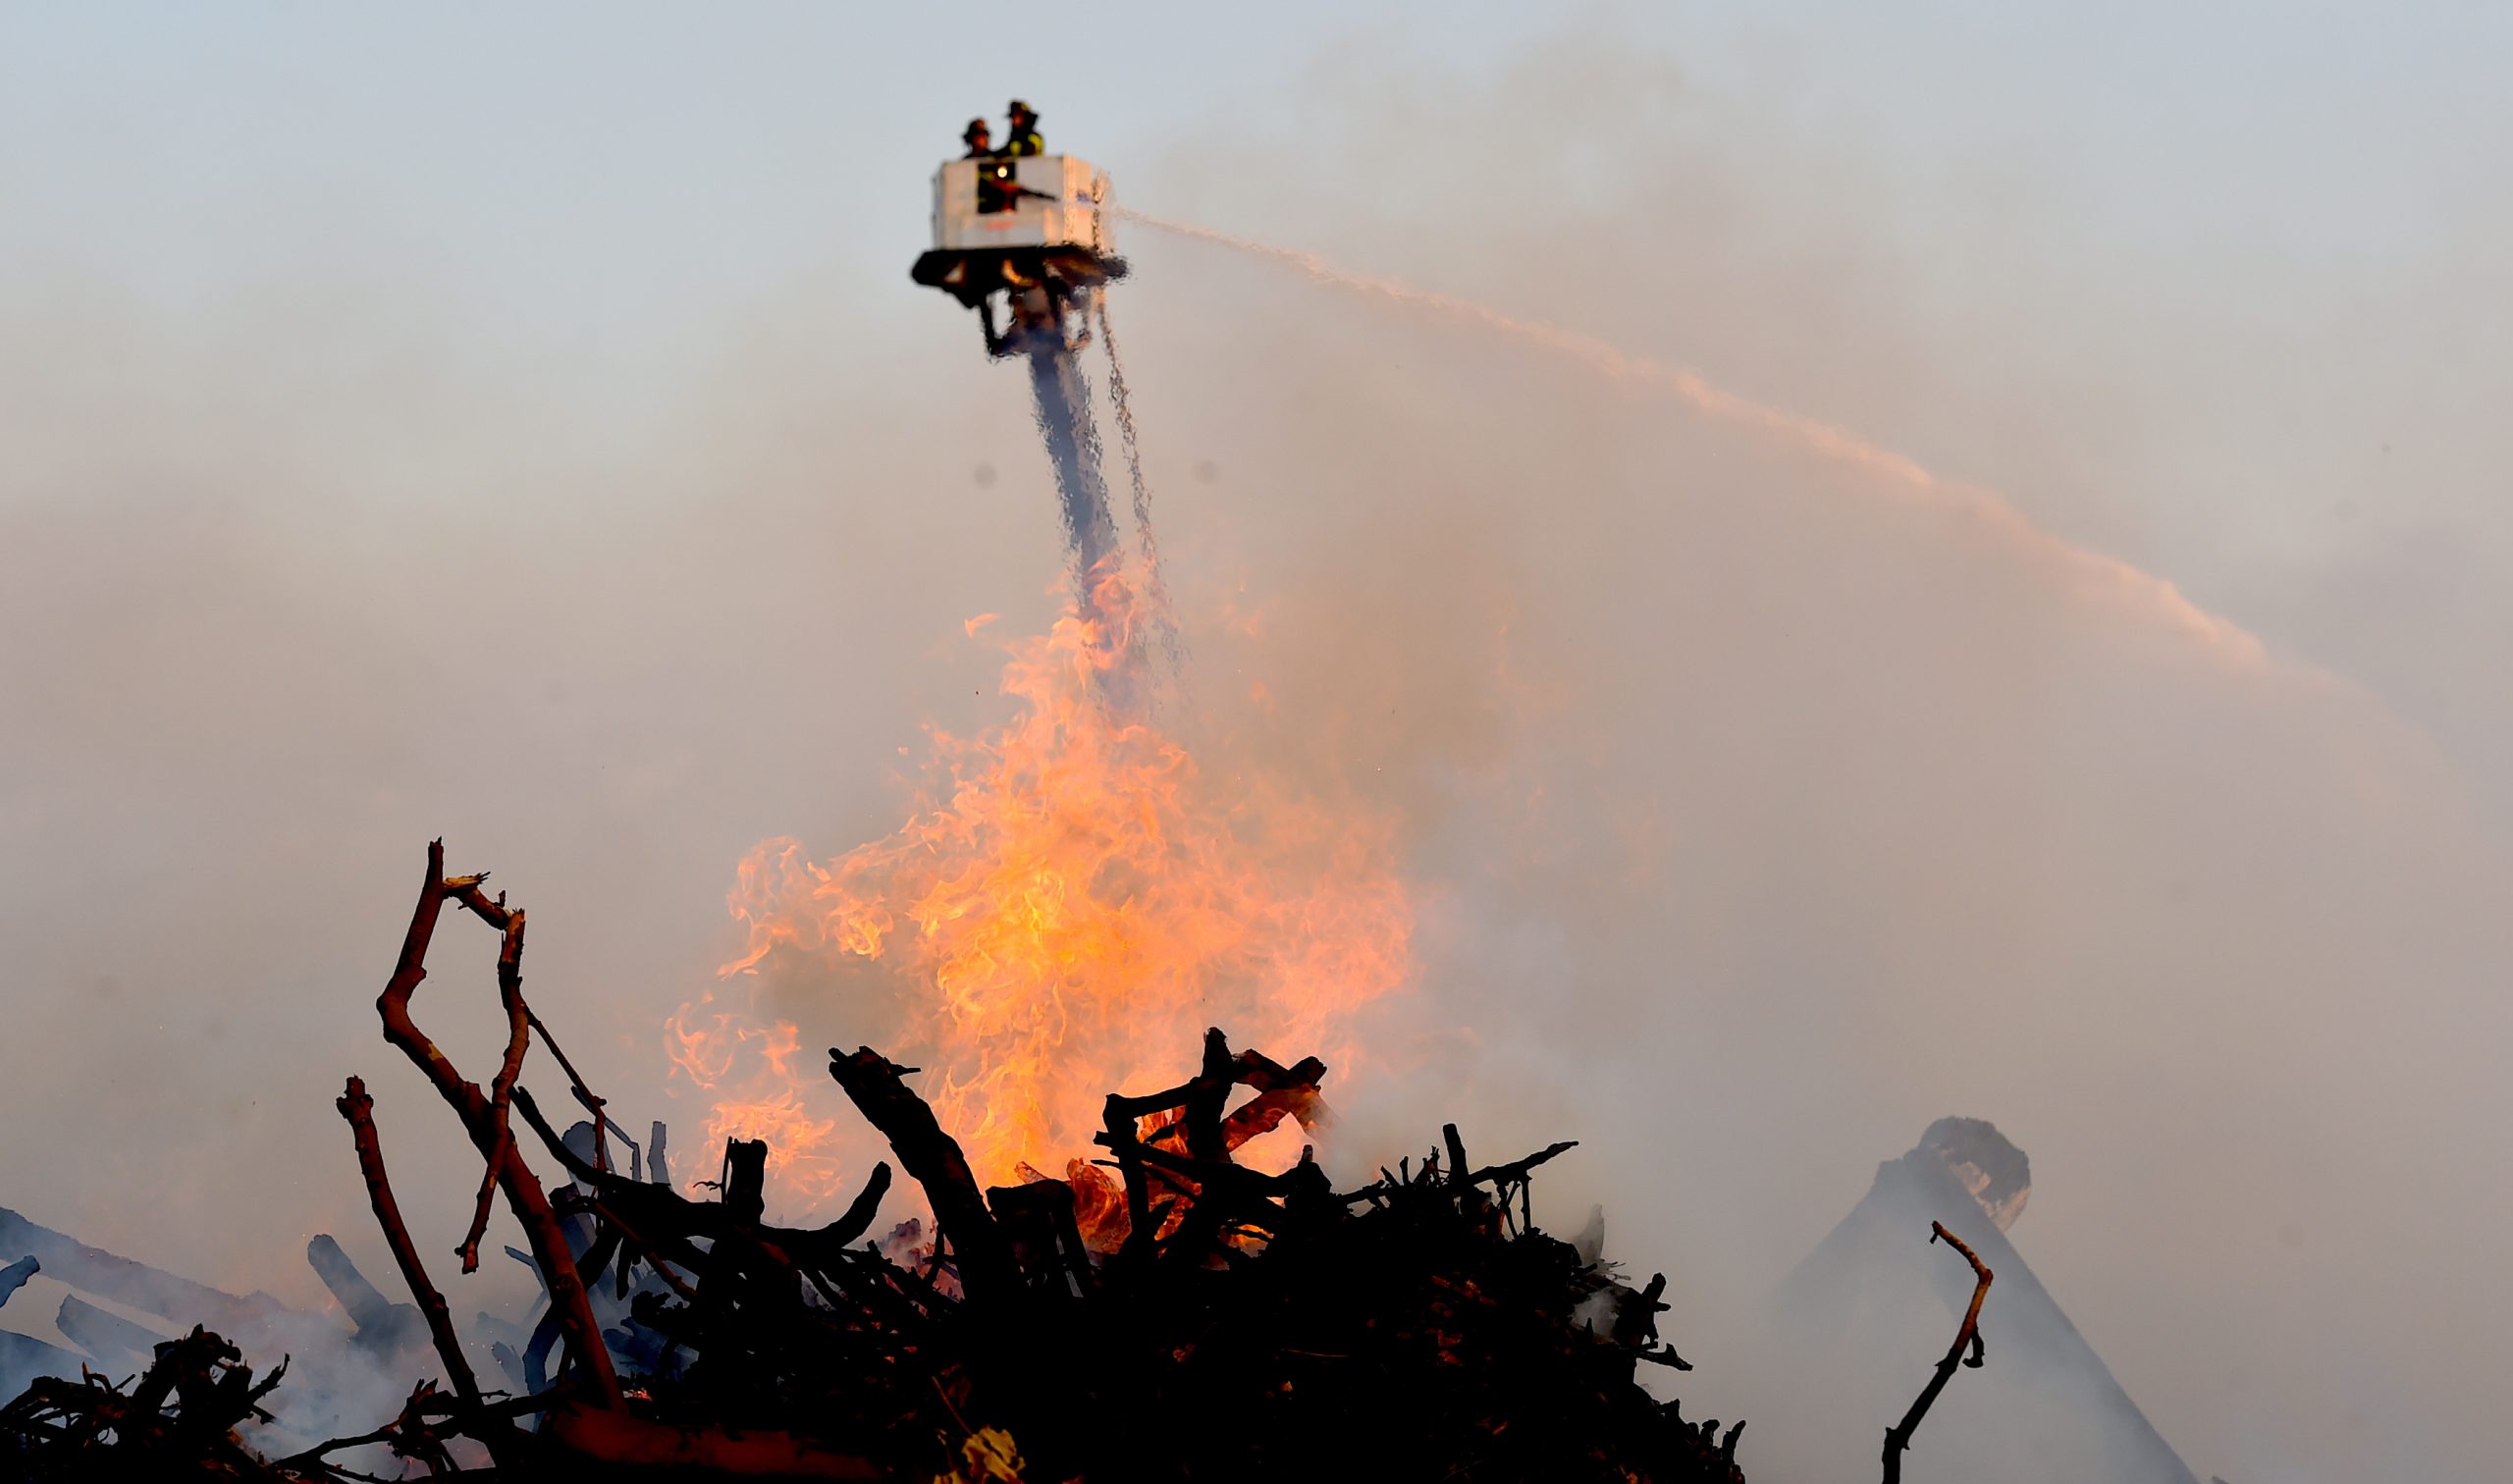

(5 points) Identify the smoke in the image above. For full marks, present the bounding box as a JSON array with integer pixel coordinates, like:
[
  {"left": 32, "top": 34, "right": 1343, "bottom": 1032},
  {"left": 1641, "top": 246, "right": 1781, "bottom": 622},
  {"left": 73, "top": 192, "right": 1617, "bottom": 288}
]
[
  {"left": 2, "top": 10, "right": 2508, "bottom": 1482},
  {"left": 1090, "top": 32, "right": 2512, "bottom": 1482},
  {"left": 1117, "top": 205, "right": 2280, "bottom": 678}
]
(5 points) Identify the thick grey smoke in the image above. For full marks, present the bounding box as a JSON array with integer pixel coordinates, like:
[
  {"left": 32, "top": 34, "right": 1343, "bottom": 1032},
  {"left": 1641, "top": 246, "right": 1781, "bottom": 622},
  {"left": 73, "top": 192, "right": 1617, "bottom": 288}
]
[
  {"left": 1105, "top": 32, "right": 2513, "bottom": 1482},
  {"left": 2, "top": 11, "right": 2507, "bottom": 1481}
]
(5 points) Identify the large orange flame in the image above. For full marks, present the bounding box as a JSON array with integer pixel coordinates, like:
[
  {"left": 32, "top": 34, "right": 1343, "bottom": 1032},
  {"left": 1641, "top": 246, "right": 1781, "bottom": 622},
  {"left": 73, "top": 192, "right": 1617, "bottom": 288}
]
[{"left": 666, "top": 568, "right": 1414, "bottom": 1212}]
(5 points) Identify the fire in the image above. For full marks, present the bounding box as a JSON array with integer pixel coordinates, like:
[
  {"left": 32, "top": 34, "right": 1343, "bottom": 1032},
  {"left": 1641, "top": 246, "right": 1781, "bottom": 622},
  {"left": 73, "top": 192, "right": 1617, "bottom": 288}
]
[
  {"left": 667, "top": 565, "right": 1414, "bottom": 1212},
  {"left": 662, "top": 1006, "right": 846, "bottom": 1197}
]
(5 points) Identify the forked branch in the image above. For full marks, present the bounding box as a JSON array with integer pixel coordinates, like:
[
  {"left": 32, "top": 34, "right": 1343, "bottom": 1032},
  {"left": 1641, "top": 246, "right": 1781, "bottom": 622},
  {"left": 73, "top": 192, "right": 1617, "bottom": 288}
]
[{"left": 374, "top": 839, "right": 619, "bottom": 1405}]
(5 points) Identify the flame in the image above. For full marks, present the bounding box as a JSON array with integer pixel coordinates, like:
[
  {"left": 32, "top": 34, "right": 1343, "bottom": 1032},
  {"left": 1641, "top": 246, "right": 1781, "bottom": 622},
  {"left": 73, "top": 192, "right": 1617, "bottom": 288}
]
[
  {"left": 662, "top": 998, "right": 847, "bottom": 1198},
  {"left": 668, "top": 566, "right": 1414, "bottom": 1212}
]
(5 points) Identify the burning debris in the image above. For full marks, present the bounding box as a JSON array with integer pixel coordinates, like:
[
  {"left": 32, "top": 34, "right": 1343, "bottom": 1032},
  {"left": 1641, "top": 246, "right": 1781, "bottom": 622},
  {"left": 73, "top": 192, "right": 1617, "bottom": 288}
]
[
  {"left": 0, "top": 133, "right": 2071, "bottom": 1484},
  {"left": 2, "top": 843, "right": 1777, "bottom": 1481},
  {"left": 671, "top": 565, "right": 1414, "bottom": 1221}
]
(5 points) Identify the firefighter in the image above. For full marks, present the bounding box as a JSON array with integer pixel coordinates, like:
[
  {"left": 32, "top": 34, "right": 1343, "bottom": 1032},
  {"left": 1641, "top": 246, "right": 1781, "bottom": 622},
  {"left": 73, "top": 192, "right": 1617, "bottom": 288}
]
[
  {"left": 1001, "top": 99, "right": 1044, "bottom": 157},
  {"left": 961, "top": 118, "right": 992, "bottom": 158}
]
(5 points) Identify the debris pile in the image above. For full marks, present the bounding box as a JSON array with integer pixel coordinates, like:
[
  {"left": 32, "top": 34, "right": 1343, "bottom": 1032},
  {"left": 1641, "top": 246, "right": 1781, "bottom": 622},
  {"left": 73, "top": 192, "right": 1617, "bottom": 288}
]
[{"left": 1, "top": 843, "right": 1757, "bottom": 1481}]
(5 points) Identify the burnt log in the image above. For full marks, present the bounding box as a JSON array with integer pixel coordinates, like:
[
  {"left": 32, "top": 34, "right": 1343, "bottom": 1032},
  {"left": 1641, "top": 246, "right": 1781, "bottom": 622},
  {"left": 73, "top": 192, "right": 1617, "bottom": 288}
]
[
  {"left": 827, "top": 1046, "right": 1020, "bottom": 1304},
  {"left": 304, "top": 1233, "right": 426, "bottom": 1356},
  {"left": 0, "top": 1206, "right": 294, "bottom": 1338},
  {"left": 721, "top": 1138, "right": 769, "bottom": 1226},
  {"left": 984, "top": 1179, "right": 1095, "bottom": 1298},
  {"left": 512, "top": 1085, "right": 888, "bottom": 1281},
  {"left": 56, "top": 1295, "right": 171, "bottom": 1368}
]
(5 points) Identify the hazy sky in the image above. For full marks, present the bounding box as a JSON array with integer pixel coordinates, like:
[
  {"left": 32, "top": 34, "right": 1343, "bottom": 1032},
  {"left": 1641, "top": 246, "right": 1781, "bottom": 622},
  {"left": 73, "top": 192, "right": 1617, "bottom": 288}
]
[{"left": 4, "top": 6, "right": 2509, "bottom": 1482}]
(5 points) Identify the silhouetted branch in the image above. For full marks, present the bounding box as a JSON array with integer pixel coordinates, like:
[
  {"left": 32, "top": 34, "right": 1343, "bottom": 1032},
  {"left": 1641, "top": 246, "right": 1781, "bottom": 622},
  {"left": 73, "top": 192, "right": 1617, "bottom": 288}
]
[
  {"left": 449, "top": 879, "right": 531, "bottom": 1276},
  {"left": 373, "top": 839, "right": 619, "bottom": 1405},
  {"left": 828, "top": 1046, "right": 1021, "bottom": 1303},
  {"left": 525, "top": 1006, "right": 640, "bottom": 1175},
  {"left": 1881, "top": 1220, "right": 1994, "bottom": 1484}
]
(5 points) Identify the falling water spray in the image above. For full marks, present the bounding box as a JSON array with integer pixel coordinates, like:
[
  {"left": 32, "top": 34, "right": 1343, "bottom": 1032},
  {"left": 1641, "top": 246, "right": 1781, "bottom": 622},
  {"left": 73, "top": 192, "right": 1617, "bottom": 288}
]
[{"left": 1026, "top": 334, "right": 1122, "bottom": 590}]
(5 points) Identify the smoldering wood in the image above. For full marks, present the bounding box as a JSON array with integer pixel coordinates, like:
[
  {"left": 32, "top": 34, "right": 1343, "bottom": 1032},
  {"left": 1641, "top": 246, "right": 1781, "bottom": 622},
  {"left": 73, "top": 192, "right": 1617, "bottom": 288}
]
[
  {"left": 3, "top": 841, "right": 1782, "bottom": 1482},
  {"left": 720, "top": 1139, "right": 768, "bottom": 1226},
  {"left": 303, "top": 1234, "right": 427, "bottom": 1357},
  {"left": 827, "top": 1045, "right": 1023, "bottom": 1304},
  {"left": 509, "top": 1086, "right": 891, "bottom": 1281},
  {"left": 983, "top": 1179, "right": 1095, "bottom": 1298},
  {"left": 302, "top": 1236, "right": 392, "bottom": 1334}
]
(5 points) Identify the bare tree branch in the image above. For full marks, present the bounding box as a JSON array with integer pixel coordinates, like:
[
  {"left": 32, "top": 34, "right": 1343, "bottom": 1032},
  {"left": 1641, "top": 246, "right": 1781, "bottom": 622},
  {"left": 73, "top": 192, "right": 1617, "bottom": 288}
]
[
  {"left": 1881, "top": 1220, "right": 1995, "bottom": 1484},
  {"left": 332, "top": 1078, "right": 485, "bottom": 1416},
  {"left": 373, "top": 839, "right": 619, "bottom": 1406}
]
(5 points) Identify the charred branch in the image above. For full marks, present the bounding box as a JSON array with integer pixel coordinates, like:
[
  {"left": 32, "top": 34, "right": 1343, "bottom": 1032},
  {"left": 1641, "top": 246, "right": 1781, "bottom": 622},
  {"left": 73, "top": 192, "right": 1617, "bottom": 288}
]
[
  {"left": 333, "top": 1076, "right": 488, "bottom": 1415},
  {"left": 1880, "top": 1220, "right": 1995, "bottom": 1484},
  {"left": 827, "top": 1046, "right": 1021, "bottom": 1303},
  {"left": 372, "top": 839, "right": 618, "bottom": 1405},
  {"left": 0, "top": 1326, "right": 290, "bottom": 1480},
  {"left": 6, "top": 843, "right": 1760, "bottom": 1483}
]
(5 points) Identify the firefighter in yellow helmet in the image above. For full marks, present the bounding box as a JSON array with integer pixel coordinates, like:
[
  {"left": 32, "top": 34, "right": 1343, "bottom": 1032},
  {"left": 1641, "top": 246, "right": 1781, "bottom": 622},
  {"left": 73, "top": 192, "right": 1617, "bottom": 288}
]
[{"left": 1001, "top": 99, "right": 1044, "bottom": 157}]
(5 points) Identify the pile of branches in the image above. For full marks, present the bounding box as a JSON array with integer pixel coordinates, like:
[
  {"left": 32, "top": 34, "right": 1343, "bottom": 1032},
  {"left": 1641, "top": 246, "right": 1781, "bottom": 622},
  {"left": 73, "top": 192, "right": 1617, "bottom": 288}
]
[
  {"left": 0, "top": 1327, "right": 288, "bottom": 1481},
  {"left": 4, "top": 842, "right": 1753, "bottom": 1482}
]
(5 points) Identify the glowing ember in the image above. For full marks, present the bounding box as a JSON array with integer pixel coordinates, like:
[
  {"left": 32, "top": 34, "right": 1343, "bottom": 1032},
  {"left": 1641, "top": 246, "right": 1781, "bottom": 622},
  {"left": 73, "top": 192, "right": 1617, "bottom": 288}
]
[{"left": 667, "top": 566, "right": 1414, "bottom": 1213}]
